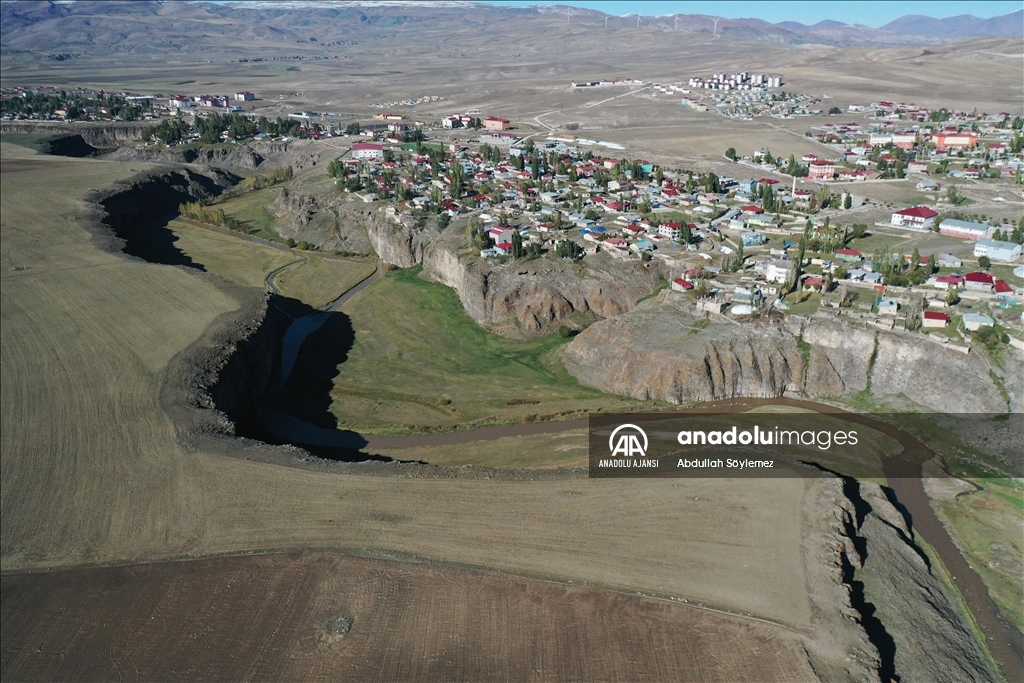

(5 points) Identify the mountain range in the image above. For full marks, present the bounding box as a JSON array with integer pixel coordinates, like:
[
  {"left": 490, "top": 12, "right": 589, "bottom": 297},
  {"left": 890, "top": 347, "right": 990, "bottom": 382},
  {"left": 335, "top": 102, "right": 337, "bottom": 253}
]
[{"left": 0, "top": 0, "right": 1021, "bottom": 55}]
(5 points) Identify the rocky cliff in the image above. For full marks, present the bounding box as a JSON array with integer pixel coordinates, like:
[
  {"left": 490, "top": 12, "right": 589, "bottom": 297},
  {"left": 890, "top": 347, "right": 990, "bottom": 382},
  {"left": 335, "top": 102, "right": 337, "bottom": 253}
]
[
  {"left": 1, "top": 121, "right": 149, "bottom": 146},
  {"left": 105, "top": 144, "right": 266, "bottom": 169},
  {"left": 563, "top": 295, "right": 1012, "bottom": 412},
  {"left": 422, "top": 228, "right": 662, "bottom": 337}
]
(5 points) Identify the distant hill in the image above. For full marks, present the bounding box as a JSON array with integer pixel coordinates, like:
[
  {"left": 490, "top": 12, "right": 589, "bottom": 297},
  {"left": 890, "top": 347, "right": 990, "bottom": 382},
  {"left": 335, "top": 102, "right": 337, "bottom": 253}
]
[
  {"left": 0, "top": 0, "right": 1020, "bottom": 55},
  {"left": 881, "top": 11, "right": 1024, "bottom": 38}
]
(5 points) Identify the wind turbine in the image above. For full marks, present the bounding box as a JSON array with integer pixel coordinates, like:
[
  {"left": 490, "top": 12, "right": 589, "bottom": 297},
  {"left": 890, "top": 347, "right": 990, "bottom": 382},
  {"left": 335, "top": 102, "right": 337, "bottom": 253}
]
[
  {"left": 712, "top": 18, "right": 720, "bottom": 36},
  {"left": 566, "top": 8, "right": 571, "bottom": 24},
  {"left": 636, "top": 15, "right": 641, "bottom": 29},
  {"left": 605, "top": 15, "right": 608, "bottom": 29},
  {"left": 674, "top": 16, "right": 679, "bottom": 30}
]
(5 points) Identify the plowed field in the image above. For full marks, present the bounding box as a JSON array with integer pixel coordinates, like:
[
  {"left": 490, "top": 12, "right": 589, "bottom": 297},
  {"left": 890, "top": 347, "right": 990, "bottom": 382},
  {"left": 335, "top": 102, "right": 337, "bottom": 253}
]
[{"left": 1, "top": 553, "right": 815, "bottom": 683}]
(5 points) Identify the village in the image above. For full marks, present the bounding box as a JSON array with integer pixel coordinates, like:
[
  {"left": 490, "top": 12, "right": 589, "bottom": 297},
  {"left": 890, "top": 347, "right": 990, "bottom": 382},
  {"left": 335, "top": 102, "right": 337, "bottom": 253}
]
[{"left": 4, "top": 84, "right": 1023, "bottom": 356}]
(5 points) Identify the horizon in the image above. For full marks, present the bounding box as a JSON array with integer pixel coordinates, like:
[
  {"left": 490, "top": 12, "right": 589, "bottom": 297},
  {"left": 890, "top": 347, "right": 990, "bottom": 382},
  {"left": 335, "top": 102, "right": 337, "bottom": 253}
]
[{"left": 482, "top": 1, "right": 1023, "bottom": 28}]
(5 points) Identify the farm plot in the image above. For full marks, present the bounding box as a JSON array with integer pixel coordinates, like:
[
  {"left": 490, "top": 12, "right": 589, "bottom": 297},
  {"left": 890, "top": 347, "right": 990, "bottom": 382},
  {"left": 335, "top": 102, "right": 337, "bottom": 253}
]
[{"left": 1, "top": 553, "right": 817, "bottom": 683}]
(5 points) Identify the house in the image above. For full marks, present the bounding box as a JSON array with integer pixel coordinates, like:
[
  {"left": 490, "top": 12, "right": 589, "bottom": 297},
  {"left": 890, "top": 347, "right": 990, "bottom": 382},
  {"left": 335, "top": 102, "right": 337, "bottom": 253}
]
[
  {"left": 877, "top": 299, "right": 899, "bottom": 316},
  {"left": 964, "top": 271, "right": 995, "bottom": 292},
  {"left": 697, "top": 299, "right": 728, "bottom": 314},
  {"left": 938, "top": 253, "right": 962, "bottom": 268},
  {"left": 493, "top": 241, "right": 514, "bottom": 256},
  {"left": 974, "top": 238, "right": 1022, "bottom": 262},
  {"left": 807, "top": 159, "right": 835, "bottom": 181},
  {"left": 802, "top": 276, "right": 826, "bottom": 292},
  {"left": 482, "top": 116, "right": 511, "bottom": 131},
  {"left": 933, "top": 274, "right": 964, "bottom": 289},
  {"left": 658, "top": 222, "right": 683, "bottom": 241},
  {"left": 907, "top": 162, "right": 928, "bottom": 174},
  {"left": 740, "top": 231, "right": 766, "bottom": 247},
  {"left": 922, "top": 311, "right": 951, "bottom": 328},
  {"left": 962, "top": 312, "right": 994, "bottom": 331},
  {"left": 916, "top": 179, "right": 937, "bottom": 190},
  {"left": 731, "top": 286, "right": 762, "bottom": 306},
  {"left": 671, "top": 278, "right": 694, "bottom": 292},
  {"left": 890, "top": 205, "right": 938, "bottom": 230},
  {"left": 835, "top": 247, "right": 863, "bottom": 262},
  {"left": 352, "top": 142, "right": 385, "bottom": 159},
  {"left": 765, "top": 258, "right": 793, "bottom": 284},
  {"left": 234, "top": 91, "right": 255, "bottom": 101},
  {"left": 740, "top": 205, "right": 764, "bottom": 215}
]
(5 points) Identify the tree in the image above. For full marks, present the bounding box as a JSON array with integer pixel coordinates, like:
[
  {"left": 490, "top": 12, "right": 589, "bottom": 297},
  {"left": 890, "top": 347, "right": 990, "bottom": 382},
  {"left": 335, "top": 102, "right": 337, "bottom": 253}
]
[
  {"left": 843, "top": 193, "right": 852, "bottom": 210},
  {"left": 1011, "top": 225, "right": 1024, "bottom": 244},
  {"left": 947, "top": 184, "right": 962, "bottom": 205},
  {"left": 828, "top": 106, "right": 842, "bottom": 115},
  {"left": 725, "top": 147, "right": 737, "bottom": 161},
  {"left": 554, "top": 239, "right": 583, "bottom": 261},
  {"left": 733, "top": 240, "right": 745, "bottom": 271},
  {"left": 345, "top": 122, "right": 361, "bottom": 135},
  {"left": 511, "top": 231, "right": 524, "bottom": 258},
  {"left": 978, "top": 255, "right": 992, "bottom": 270}
]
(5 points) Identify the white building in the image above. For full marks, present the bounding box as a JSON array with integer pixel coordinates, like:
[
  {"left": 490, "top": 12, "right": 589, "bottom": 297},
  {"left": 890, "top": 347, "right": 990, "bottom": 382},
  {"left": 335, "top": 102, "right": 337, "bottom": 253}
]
[
  {"left": 765, "top": 258, "right": 793, "bottom": 284},
  {"left": 351, "top": 142, "right": 385, "bottom": 160},
  {"left": 974, "top": 239, "right": 1022, "bottom": 262}
]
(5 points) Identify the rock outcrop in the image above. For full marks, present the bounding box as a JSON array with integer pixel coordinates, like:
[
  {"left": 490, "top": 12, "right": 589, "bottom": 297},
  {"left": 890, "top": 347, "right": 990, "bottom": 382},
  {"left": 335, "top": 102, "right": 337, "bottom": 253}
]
[
  {"left": 423, "top": 230, "right": 662, "bottom": 337},
  {"left": 563, "top": 296, "right": 1011, "bottom": 412},
  {"left": 105, "top": 144, "right": 266, "bottom": 169},
  {"left": 1, "top": 121, "right": 149, "bottom": 147}
]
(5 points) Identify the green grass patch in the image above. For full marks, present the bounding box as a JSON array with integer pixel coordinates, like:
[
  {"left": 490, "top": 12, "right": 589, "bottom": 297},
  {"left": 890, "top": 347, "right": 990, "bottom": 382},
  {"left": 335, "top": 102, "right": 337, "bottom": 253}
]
[
  {"left": 306, "top": 265, "right": 640, "bottom": 432},
  {"left": 785, "top": 292, "right": 821, "bottom": 316},
  {"left": 211, "top": 186, "right": 282, "bottom": 241},
  {"left": 932, "top": 488, "right": 1024, "bottom": 635}
]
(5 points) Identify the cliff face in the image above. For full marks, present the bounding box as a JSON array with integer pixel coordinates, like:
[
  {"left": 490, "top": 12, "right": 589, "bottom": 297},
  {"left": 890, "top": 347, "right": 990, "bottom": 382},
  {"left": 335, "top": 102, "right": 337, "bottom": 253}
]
[
  {"left": 95, "top": 167, "right": 237, "bottom": 230},
  {"left": 1, "top": 121, "right": 148, "bottom": 146},
  {"left": 563, "top": 297, "right": 1011, "bottom": 412},
  {"left": 106, "top": 145, "right": 266, "bottom": 169},
  {"left": 422, "top": 231, "right": 661, "bottom": 337}
]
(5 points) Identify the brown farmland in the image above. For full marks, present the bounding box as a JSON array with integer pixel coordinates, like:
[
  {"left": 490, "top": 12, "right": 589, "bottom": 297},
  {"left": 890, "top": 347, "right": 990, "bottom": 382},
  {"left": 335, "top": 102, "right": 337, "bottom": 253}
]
[{"left": 1, "top": 553, "right": 816, "bottom": 683}]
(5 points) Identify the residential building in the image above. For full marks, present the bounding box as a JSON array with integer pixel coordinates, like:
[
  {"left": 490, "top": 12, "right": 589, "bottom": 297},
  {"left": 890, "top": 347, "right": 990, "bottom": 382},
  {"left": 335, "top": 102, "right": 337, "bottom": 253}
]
[
  {"left": 671, "top": 278, "right": 693, "bottom": 292},
  {"left": 938, "top": 253, "right": 962, "bottom": 268},
  {"left": 877, "top": 299, "right": 899, "bottom": 316},
  {"left": 974, "top": 238, "right": 1022, "bottom": 262},
  {"left": 807, "top": 159, "right": 835, "bottom": 181},
  {"left": 922, "top": 311, "right": 951, "bottom": 328},
  {"left": 765, "top": 258, "right": 793, "bottom": 284},
  {"left": 658, "top": 222, "right": 683, "bottom": 241},
  {"left": 963, "top": 312, "right": 994, "bottom": 331},
  {"left": 740, "top": 231, "right": 766, "bottom": 246},
  {"left": 234, "top": 91, "right": 255, "bottom": 101},
  {"left": 890, "top": 205, "right": 938, "bottom": 230},
  {"left": 835, "top": 248, "right": 863, "bottom": 262},
  {"left": 964, "top": 271, "right": 995, "bottom": 292}
]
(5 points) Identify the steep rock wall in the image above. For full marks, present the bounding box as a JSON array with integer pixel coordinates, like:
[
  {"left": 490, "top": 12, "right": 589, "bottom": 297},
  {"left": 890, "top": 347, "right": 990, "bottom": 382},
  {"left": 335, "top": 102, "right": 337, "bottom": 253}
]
[
  {"left": 1, "top": 121, "right": 148, "bottom": 146},
  {"left": 563, "top": 299, "right": 1011, "bottom": 412},
  {"left": 422, "top": 235, "right": 661, "bottom": 338}
]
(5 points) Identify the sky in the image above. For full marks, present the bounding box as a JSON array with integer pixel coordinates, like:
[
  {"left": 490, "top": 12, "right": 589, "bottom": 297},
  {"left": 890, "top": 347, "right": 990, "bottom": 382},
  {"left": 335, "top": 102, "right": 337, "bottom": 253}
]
[{"left": 483, "top": 1, "right": 1023, "bottom": 28}]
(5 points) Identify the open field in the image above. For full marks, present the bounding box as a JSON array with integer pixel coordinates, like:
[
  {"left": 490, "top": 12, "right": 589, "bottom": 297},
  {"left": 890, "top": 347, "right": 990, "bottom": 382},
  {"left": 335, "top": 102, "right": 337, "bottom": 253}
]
[
  {"left": 166, "top": 219, "right": 375, "bottom": 309},
  {"left": 280, "top": 266, "right": 643, "bottom": 433},
  {"left": 0, "top": 553, "right": 817, "bottom": 683},
  {"left": 275, "top": 254, "right": 375, "bottom": 309},
  {"left": 211, "top": 185, "right": 283, "bottom": 241}
]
